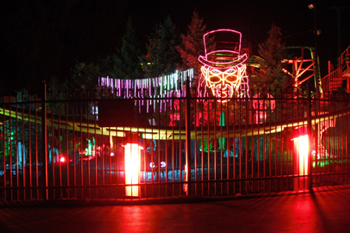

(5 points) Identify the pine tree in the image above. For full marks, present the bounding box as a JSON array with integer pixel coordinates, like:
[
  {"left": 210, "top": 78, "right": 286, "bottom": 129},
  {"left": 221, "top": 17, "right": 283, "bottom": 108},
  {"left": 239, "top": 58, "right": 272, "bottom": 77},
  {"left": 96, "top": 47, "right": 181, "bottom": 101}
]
[
  {"left": 69, "top": 62, "right": 101, "bottom": 92},
  {"left": 176, "top": 10, "right": 212, "bottom": 77},
  {"left": 109, "top": 17, "right": 142, "bottom": 79},
  {"left": 142, "top": 16, "right": 181, "bottom": 77},
  {"left": 66, "top": 17, "right": 142, "bottom": 91},
  {"left": 254, "top": 24, "right": 294, "bottom": 96}
]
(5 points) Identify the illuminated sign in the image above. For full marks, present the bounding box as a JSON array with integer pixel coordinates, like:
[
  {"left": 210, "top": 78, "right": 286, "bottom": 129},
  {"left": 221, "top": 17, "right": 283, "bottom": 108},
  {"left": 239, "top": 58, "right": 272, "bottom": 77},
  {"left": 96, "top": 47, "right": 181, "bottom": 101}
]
[{"left": 198, "top": 29, "right": 249, "bottom": 101}]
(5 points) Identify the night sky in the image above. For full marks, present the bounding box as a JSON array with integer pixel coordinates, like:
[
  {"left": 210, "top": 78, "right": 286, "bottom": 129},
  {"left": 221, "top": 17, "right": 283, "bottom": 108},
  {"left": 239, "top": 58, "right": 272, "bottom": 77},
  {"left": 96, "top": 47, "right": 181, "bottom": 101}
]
[{"left": 1, "top": 0, "right": 349, "bottom": 95}]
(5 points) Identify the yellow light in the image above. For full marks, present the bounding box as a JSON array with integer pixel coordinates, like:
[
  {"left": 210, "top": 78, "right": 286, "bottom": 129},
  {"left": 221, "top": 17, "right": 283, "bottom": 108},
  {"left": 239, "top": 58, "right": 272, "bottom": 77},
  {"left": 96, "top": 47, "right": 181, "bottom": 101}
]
[
  {"left": 142, "top": 133, "right": 159, "bottom": 140},
  {"left": 124, "top": 143, "right": 143, "bottom": 197}
]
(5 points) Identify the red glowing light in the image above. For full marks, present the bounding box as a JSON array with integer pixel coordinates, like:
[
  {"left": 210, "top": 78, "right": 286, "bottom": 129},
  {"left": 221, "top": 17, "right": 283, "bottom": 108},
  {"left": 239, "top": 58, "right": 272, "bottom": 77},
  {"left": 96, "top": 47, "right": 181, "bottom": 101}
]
[
  {"left": 292, "top": 135, "right": 309, "bottom": 175},
  {"left": 124, "top": 143, "right": 143, "bottom": 197},
  {"left": 59, "top": 156, "right": 66, "bottom": 163}
]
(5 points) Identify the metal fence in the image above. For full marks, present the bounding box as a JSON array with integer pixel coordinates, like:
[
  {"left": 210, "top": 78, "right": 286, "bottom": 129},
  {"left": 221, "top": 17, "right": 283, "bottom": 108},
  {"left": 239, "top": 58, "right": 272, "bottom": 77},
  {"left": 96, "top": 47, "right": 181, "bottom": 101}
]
[{"left": 1, "top": 87, "right": 350, "bottom": 201}]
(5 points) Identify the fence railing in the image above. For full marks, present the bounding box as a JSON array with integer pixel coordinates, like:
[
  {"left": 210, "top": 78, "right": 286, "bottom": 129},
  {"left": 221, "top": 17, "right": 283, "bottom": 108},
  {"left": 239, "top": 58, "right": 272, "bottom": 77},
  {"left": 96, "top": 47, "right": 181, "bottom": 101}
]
[
  {"left": 340, "top": 45, "right": 350, "bottom": 74},
  {"left": 1, "top": 88, "right": 350, "bottom": 201},
  {"left": 322, "top": 68, "right": 342, "bottom": 93}
]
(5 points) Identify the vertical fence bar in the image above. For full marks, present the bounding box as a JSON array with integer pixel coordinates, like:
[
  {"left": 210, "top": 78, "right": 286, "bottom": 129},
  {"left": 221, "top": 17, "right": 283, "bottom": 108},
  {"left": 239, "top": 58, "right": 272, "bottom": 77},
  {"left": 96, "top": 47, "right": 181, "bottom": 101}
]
[
  {"left": 233, "top": 99, "right": 236, "bottom": 195},
  {"left": 171, "top": 103, "right": 175, "bottom": 197},
  {"left": 15, "top": 96, "right": 19, "bottom": 201},
  {"left": 226, "top": 101, "right": 230, "bottom": 195},
  {"left": 42, "top": 81, "right": 48, "bottom": 200},
  {"left": 73, "top": 96, "right": 77, "bottom": 199},
  {"left": 94, "top": 95, "right": 98, "bottom": 199},
  {"left": 51, "top": 92, "right": 55, "bottom": 200},
  {"left": 80, "top": 92, "right": 84, "bottom": 199},
  {"left": 207, "top": 100, "right": 210, "bottom": 195},
  {"left": 251, "top": 98, "right": 254, "bottom": 193},
  {"left": 213, "top": 100, "right": 217, "bottom": 196},
  {"left": 307, "top": 85, "right": 313, "bottom": 190},
  {"left": 185, "top": 78, "right": 191, "bottom": 196},
  {"left": 65, "top": 93, "right": 70, "bottom": 198},
  {"left": 29, "top": 96, "right": 32, "bottom": 200},
  {"left": 245, "top": 95, "right": 248, "bottom": 193},
  {"left": 200, "top": 98, "right": 204, "bottom": 196},
  {"left": 21, "top": 95, "right": 26, "bottom": 200},
  {"left": 87, "top": 93, "right": 91, "bottom": 199},
  {"left": 58, "top": 95, "right": 62, "bottom": 198},
  {"left": 35, "top": 98, "right": 39, "bottom": 199},
  {"left": 9, "top": 104, "right": 13, "bottom": 201},
  {"left": 2, "top": 102, "right": 6, "bottom": 201}
]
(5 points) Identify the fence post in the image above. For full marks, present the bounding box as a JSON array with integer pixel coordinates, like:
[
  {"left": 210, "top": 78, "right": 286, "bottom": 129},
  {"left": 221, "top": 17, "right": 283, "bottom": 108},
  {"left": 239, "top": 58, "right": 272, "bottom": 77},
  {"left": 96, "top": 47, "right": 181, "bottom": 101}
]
[
  {"left": 185, "top": 77, "right": 191, "bottom": 195},
  {"left": 307, "top": 84, "right": 313, "bottom": 192},
  {"left": 42, "top": 81, "right": 48, "bottom": 200}
]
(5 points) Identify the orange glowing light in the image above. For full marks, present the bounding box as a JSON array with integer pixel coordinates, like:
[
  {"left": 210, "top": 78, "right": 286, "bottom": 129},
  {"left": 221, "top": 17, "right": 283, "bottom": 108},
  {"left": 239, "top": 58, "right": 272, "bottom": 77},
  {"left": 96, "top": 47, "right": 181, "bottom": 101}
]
[
  {"left": 200, "top": 64, "right": 246, "bottom": 101},
  {"left": 292, "top": 135, "right": 309, "bottom": 175},
  {"left": 124, "top": 143, "right": 143, "bottom": 197}
]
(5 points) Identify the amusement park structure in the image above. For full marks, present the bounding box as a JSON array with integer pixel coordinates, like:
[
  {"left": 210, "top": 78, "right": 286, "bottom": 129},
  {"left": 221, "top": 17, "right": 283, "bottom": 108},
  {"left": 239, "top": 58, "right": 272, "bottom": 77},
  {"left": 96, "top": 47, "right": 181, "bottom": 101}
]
[
  {"left": 1, "top": 28, "right": 350, "bottom": 201},
  {"left": 322, "top": 45, "right": 350, "bottom": 93},
  {"left": 95, "top": 29, "right": 350, "bottom": 164},
  {"left": 98, "top": 36, "right": 350, "bottom": 102}
]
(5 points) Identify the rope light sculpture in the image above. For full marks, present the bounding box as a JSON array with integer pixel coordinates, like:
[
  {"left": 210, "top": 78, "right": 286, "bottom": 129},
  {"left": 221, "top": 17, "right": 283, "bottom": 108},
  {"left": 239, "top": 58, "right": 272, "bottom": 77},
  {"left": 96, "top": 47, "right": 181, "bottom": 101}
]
[{"left": 198, "top": 29, "right": 250, "bottom": 102}]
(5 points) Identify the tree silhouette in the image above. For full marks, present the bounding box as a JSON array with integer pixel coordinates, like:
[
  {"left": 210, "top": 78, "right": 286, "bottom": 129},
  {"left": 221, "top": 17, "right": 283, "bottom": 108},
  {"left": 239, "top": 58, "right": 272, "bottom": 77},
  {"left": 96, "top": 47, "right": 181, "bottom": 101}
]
[
  {"left": 108, "top": 17, "right": 142, "bottom": 79},
  {"left": 176, "top": 10, "right": 212, "bottom": 77},
  {"left": 142, "top": 16, "right": 181, "bottom": 77},
  {"left": 254, "top": 24, "right": 294, "bottom": 96}
]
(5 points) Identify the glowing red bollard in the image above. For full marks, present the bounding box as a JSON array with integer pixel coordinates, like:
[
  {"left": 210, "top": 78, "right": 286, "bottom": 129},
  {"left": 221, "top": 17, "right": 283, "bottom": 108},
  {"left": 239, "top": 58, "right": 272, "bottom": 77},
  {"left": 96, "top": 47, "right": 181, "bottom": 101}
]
[
  {"left": 124, "top": 143, "right": 143, "bottom": 197},
  {"left": 292, "top": 135, "right": 309, "bottom": 190}
]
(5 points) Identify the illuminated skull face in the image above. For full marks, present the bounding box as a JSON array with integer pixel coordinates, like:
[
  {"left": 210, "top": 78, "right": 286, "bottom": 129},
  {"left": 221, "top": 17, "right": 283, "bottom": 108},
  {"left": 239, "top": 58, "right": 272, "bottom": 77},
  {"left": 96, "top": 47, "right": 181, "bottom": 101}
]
[{"left": 201, "top": 63, "right": 246, "bottom": 101}]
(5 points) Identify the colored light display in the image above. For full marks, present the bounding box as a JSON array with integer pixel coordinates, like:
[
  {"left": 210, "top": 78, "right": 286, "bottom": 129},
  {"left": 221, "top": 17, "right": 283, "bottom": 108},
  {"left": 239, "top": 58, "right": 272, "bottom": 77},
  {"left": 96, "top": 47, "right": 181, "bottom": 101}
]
[
  {"left": 124, "top": 143, "right": 143, "bottom": 197},
  {"left": 198, "top": 29, "right": 249, "bottom": 102},
  {"left": 252, "top": 93, "right": 276, "bottom": 124},
  {"left": 98, "top": 69, "right": 194, "bottom": 113}
]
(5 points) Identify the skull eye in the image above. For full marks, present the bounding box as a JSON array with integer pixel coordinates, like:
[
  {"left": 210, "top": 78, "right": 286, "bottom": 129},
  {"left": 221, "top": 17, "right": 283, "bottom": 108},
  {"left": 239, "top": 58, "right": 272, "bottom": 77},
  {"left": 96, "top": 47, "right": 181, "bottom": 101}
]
[
  {"left": 226, "top": 75, "right": 238, "bottom": 83},
  {"left": 209, "top": 75, "right": 221, "bottom": 84}
]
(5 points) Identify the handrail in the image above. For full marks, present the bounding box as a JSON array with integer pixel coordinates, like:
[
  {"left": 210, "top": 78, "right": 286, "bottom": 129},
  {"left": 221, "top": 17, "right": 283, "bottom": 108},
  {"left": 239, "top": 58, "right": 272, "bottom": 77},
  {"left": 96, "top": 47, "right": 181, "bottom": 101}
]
[
  {"left": 339, "top": 45, "right": 350, "bottom": 74},
  {"left": 322, "top": 45, "right": 350, "bottom": 93},
  {"left": 321, "top": 68, "right": 341, "bottom": 92}
]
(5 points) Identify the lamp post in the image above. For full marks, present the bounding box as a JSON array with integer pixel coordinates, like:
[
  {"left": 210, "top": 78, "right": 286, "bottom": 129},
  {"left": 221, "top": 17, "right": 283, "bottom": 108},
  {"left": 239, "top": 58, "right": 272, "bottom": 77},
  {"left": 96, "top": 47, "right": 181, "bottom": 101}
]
[{"left": 308, "top": 3, "right": 322, "bottom": 104}]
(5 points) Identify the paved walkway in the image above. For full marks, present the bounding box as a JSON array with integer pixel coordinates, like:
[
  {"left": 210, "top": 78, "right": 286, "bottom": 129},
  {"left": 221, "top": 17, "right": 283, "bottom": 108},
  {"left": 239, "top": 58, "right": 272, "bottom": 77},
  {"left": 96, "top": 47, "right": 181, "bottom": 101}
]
[{"left": 1, "top": 187, "right": 350, "bottom": 233}]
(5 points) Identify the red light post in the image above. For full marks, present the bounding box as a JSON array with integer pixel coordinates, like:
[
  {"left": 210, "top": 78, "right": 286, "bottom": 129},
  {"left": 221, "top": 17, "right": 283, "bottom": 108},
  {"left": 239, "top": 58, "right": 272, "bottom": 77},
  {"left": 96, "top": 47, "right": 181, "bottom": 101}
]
[
  {"left": 124, "top": 143, "right": 143, "bottom": 197},
  {"left": 292, "top": 134, "right": 310, "bottom": 190}
]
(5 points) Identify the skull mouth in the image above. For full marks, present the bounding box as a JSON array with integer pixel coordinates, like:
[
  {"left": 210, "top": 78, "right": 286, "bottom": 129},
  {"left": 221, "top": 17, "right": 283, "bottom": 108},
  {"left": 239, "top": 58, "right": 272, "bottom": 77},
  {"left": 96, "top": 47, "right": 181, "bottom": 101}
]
[{"left": 213, "top": 85, "right": 233, "bottom": 100}]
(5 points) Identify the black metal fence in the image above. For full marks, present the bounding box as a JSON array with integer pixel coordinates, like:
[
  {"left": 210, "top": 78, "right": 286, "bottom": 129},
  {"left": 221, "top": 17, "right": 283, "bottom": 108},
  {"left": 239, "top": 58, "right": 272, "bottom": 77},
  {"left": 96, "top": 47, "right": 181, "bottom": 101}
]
[{"left": 1, "top": 87, "right": 350, "bottom": 201}]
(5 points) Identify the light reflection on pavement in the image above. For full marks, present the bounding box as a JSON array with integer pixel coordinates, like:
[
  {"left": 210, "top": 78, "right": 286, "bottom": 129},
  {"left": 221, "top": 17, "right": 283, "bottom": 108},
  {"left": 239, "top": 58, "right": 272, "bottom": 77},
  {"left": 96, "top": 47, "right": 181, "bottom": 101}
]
[{"left": 1, "top": 188, "right": 350, "bottom": 233}]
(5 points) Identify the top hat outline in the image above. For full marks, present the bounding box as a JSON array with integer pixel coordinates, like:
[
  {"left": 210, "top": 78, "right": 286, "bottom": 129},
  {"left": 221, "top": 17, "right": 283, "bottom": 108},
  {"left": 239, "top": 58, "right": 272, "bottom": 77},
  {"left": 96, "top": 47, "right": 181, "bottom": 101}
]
[{"left": 198, "top": 29, "right": 248, "bottom": 68}]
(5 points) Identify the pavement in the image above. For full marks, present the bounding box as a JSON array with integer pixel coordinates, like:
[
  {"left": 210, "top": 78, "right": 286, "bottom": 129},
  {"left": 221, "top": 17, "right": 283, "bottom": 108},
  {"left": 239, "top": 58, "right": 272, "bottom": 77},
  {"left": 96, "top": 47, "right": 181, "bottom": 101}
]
[{"left": 1, "top": 186, "right": 350, "bottom": 233}]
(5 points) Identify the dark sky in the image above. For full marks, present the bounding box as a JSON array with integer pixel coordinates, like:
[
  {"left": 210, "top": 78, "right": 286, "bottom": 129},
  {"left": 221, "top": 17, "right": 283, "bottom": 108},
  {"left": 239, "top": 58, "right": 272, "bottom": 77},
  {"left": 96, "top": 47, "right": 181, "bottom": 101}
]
[{"left": 1, "top": 0, "right": 349, "bottom": 95}]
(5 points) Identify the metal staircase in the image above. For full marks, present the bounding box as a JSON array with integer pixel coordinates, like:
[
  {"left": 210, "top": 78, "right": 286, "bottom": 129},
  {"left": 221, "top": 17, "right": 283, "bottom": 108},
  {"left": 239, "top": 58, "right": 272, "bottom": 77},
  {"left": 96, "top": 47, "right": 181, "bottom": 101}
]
[{"left": 322, "top": 45, "right": 350, "bottom": 93}]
